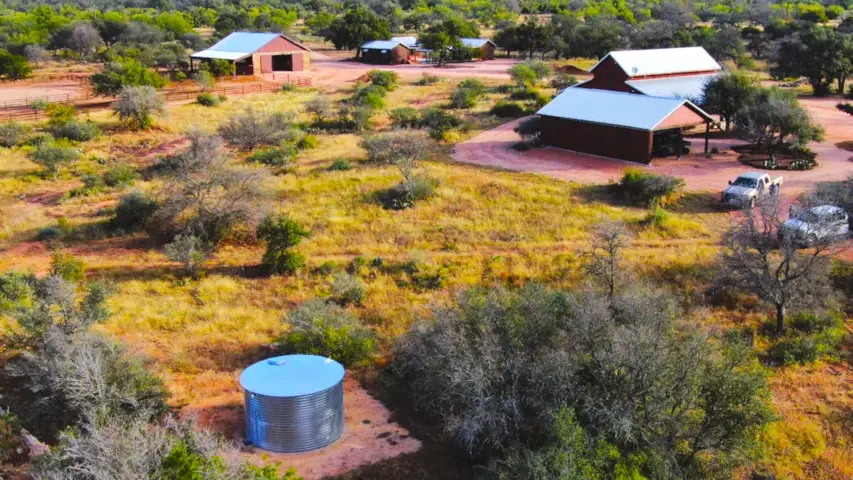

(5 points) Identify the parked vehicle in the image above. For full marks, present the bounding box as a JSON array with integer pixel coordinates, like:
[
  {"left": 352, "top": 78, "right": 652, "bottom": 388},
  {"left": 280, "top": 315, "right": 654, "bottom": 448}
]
[
  {"left": 722, "top": 172, "right": 783, "bottom": 208},
  {"left": 780, "top": 205, "right": 850, "bottom": 246}
]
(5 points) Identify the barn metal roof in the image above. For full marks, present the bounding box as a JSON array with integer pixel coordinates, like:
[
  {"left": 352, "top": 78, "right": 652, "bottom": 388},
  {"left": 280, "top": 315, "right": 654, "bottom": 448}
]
[
  {"left": 537, "top": 87, "right": 712, "bottom": 131},
  {"left": 591, "top": 47, "right": 721, "bottom": 78},
  {"left": 626, "top": 73, "right": 719, "bottom": 102},
  {"left": 461, "top": 38, "right": 494, "bottom": 48},
  {"left": 361, "top": 40, "right": 409, "bottom": 50},
  {"left": 240, "top": 355, "right": 345, "bottom": 398},
  {"left": 391, "top": 36, "right": 419, "bottom": 48},
  {"left": 191, "top": 32, "right": 280, "bottom": 60}
]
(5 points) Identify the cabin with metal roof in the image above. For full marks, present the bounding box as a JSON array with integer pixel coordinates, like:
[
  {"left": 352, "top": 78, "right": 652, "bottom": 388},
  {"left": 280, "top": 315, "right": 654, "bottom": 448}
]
[
  {"left": 537, "top": 87, "right": 714, "bottom": 164},
  {"left": 577, "top": 47, "right": 721, "bottom": 101},
  {"left": 191, "top": 32, "right": 311, "bottom": 76},
  {"left": 358, "top": 40, "right": 414, "bottom": 64},
  {"left": 460, "top": 38, "right": 496, "bottom": 59}
]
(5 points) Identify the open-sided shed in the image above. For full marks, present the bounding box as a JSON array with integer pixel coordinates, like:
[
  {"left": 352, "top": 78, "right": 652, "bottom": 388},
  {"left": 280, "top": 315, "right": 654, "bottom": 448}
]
[
  {"left": 537, "top": 87, "right": 714, "bottom": 164},
  {"left": 191, "top": 32, "right": 310, "bottom": 76}
]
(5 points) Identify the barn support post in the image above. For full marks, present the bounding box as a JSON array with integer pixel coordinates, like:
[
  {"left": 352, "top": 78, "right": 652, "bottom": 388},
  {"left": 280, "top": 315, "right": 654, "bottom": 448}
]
[{"left": 704, "top": 121, "right": 710, "bottom": 154}]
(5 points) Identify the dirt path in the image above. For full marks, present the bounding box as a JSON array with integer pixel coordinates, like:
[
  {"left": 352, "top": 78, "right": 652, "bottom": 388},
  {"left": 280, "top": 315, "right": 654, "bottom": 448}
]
[
  {"left": 452, "top": 97, "right": 853, "bottom": 196},
  {"left": 307, "top": 58, "right": 519, "bottom": 87}
]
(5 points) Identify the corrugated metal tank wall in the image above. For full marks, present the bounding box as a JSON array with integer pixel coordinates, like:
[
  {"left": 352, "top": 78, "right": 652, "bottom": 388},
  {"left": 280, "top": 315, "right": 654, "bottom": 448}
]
[{"left": 244, "top": 380, "right": 344, "bottom": 453}]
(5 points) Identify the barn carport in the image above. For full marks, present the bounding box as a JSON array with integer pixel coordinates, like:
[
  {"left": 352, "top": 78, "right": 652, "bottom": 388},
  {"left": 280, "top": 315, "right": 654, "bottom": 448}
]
[{"left": 537, "top": 87, "right": 714, "bottom": 164}]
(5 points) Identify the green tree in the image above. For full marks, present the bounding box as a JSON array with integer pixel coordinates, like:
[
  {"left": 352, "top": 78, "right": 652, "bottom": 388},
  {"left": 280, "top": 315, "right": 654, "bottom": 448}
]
[
  {"left": 702, "top": 72, "right": 758, "bottom": 133},
  {"left": 734, "top": 87, "right": 825, "bottom": 160},
  {"left": 91, "top": 57, "right": 166, "bottom": 96},
  {"left": 257, "top": 214, "right": 311, "bottom": 275},
  {"left": 419, "top": 16, "right": 480, "bottom": 66},
  {"left": 326, "top": 5, "right": 390, "bottom": 53},
  {"left": 0, "top": 50, "right": 32, "bottom": 80},
  {"left": 772, "top": 27, "right": 852, "bottom": 97}
]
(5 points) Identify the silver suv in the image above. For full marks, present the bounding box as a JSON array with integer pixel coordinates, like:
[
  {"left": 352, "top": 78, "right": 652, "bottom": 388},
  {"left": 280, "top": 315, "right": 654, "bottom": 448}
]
[{"left": 780, "top": 205, "right": 849, "bottom": 246}]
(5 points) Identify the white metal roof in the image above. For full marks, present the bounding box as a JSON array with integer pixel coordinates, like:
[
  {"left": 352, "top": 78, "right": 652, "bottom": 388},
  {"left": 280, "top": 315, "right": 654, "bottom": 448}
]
[
  {"left": 391, "top": 36, "right": 419, "bottom": 48},
  {"left": 537, "top": 87, "right": 711, "bottom": 131},
  {"left": 361, "top": 40, "right": 409, "bottom": 50},
  {"left": 461, "top": 38, "right": 494, "bottom": 48},
  {"left": 591, "top": 47, "right": 721, "bottom": 78},
  {"left": 626, "top": 73, "right": 718, "bottom": 101},
  {"left": 190, "top": 49, "right": 251, "bottom": 61}
]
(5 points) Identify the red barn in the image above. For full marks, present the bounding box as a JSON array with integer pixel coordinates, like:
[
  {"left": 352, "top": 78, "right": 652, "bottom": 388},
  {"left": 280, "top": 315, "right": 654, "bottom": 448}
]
[
  {"left": 577, "top": 46, "right": 722, "bottom": 101},
  {"left": 537, "top": 87, "right": 714, "bottom": 164},
  {"left": 191, "top": 32, "right": 311, "bottom": 76}
]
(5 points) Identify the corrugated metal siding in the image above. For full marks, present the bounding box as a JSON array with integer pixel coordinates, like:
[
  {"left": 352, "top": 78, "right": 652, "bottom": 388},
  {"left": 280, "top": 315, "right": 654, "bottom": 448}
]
[
  {"left": 540, "top": 116, "right": 653, "bottom": 164},
  {"left": 578, "top": 57, "right": 631, "bottom": 92},
  {"left": 653, "top": 104, "right": 706, "bottom": 130},
  {"left": 245, "top": 381, "right": 344, "bottom": 453},
  {"left": 256, "top": 35, "right": 308, "bottom": 53}
]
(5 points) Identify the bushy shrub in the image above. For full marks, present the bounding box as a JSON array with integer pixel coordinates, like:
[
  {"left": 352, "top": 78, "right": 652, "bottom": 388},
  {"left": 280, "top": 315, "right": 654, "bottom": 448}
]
[
  {"left": 257, "top": 214, "right": 311, "bottom": 275},
  {"left": 196, "top": 92, "right": 219, "bottom": 106},
  {"left": 349, "top": 84, "right": 387, "bottom": 110},
  {"left": 450, "top": 87, "right": 478, "bottom": 109},
  {"left": 421, "top": 107, "right": 462, "bottom": 140},
  {"left": 390, "top": 285, "right": 775, "bottom": 476},
  {"left": 330, "top": 272, "right": 365, "bottom": 306},
  {"left": 415, "top": 73, "right": 440, "bottom": 85},
  {"left": 247, "top": 146, "right": 296, "bottom": 167},
  {"left": 112, "top": 85, "right": 165, "bottom": 130},
  {"left": 102, "top": 164, "right": 136, "bottom": 187},
  {"left": 376, "top": 176, "right": 437, "bottom": 210},
  {"left": 328, "top": 159, "right": 352, "bottom": 171},
  {"left": 281, "top": 299, "right": 375, "bottom": 366},
  {"left": 48, "top": 120, "right": 101, "bottom": 142},
  {"left": 550, "top": 73, "right": 578, "bottom": 90},
  {"left": 366, "top": 70, "right": 399, "bottom": 91},
  {"left": 643, "top": 205, "right": 670, "bottom": 228},
  {"left": 616, "top": 168, "right": 685, "bottom": 207},
  {"left": 297, "top": 134, "right": 319, "bottom": 150},
  {"left": 458, "top": 78, "right": 486, "bottom": 96},
  {"left": 767, "top": 311, "right": 847, "bottom": 365},
  {"left": 513, "top": 116, "right": 540, "bottom": 142},
  {"left": 29, "top": 141, "right": 80, "bottom": 178},
  {"left": 165, "top": 233, "right": 210, "bottom": 278},
  {"left": 280, "top": 83, "right": 298, "bottom": 92},
  {"left": 490, "top": 101, "right": 526, "bottom": 118},
  {"left": 389, "top": 107, "right": 422, "bottom": 128},
  {"left": 510, "top": 87, "right": 548, "bottom": 105},
  {"left": 0, "top": 122, "right": 28, "bottom": 148},
  {"left": 109, "top": 191, "right": 158, "bottom": 233},
  {"left": 218, "top": 109, "right": 296, "bottom": 151},
  {"left": 49, "top": 249, "right": 85, "bottom": 282}
]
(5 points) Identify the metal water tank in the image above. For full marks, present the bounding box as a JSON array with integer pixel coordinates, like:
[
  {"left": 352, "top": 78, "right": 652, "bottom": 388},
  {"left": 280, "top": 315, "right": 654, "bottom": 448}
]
[{"left": 240, "top": 354, "right": 345, "bottom": 453}]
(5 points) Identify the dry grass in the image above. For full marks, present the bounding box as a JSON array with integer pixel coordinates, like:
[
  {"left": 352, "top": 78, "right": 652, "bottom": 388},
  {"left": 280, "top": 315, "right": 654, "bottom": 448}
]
[{"left": 0, "top": 79, "right": 850, "bottom": 480}]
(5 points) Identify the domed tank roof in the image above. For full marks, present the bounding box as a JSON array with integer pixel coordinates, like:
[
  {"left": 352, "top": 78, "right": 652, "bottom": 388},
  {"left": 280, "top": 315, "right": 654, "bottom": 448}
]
[{"left": 239, "top": 354, "right": 345, "bottom": 397}]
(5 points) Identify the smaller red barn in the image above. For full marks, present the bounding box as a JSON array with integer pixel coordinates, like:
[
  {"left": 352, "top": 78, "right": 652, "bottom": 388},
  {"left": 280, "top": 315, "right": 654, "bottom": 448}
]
[
  {"left": 191, "top": 32, "right": 311, "bottom": 76},
  {"left": 537, "top": 87, "right": 714, "bottom": 164}
]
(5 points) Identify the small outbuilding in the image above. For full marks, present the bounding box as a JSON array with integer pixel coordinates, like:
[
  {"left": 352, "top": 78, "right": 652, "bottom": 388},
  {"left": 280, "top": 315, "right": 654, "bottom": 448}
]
[
  {"left": 240, "top": 354, "right": 345, "bottom": 453},
  {"left": 537, "top": 87, "right": 714, "bottom": 164},
  {"left": 460, "top": 38, "right": 497, "bottom": 60},
  {"left": 358, "top": 40, "right": 413, "bottom": 64},
  {"left": 191, "top": 32, "right": 311, "bottom": 76}
]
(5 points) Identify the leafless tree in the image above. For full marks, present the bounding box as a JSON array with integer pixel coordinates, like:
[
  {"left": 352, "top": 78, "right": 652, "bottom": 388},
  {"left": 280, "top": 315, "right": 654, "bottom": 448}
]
[
  {"left": 217, "top": 108, "right": 296, "bottom": 151},
  {"left": 23, "top": 45, "right": 47, "bottom": 67},
  {"left": 583, "top": 222, "right": 631, "bottom": 300},
  {"left": 150, "top": 131, "right": 270, "bottom": 245},
  {"left": 305, "top": 96, "right": 334, "bottom": 124},
  {"left": 717, "top": 196, "right": 839, "bottom": 334},
  {"left": 361, "top": 129, "right": 433, "bottom": 195}
]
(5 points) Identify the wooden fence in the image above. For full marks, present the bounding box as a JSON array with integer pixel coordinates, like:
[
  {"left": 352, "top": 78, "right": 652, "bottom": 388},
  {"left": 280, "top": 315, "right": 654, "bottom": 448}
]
[{"left": 0, "top": 73, "right": 312, "bottom": 122}]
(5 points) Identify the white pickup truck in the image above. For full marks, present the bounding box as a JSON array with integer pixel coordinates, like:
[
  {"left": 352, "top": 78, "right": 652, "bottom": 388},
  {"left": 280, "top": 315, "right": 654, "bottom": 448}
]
[{"left": 722, "top": 172, "right": 783, "bottom": 208}]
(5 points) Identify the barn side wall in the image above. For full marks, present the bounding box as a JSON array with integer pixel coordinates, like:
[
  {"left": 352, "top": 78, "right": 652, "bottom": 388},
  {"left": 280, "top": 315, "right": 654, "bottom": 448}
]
[
  {"left": 539, "top": 116, "right": 653, "bottom": 164},
  {"left": 257, "top": 36, "right": 308, "bottom": 53},
  {"left": 582, "top": 56, "right": 720, "bottom": 93}
]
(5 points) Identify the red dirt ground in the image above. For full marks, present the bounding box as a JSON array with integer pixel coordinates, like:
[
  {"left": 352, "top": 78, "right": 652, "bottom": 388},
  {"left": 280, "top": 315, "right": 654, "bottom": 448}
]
[
  {"left": 183, "top": 376, "right": 421, "bottom": 480},
  {"left": 307, "top": 58, "right": 520, "bottom": 87},
  {"left": 0, "top": 81, "right": 86, "bottom": 104},
  {"left": 453, "top": 97, "right": 853, "bottom": 197}
]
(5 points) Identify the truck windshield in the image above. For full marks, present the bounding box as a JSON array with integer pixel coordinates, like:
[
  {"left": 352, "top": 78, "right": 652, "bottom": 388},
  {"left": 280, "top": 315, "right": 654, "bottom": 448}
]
[{"left": 732, "top": 177, "right": 758, "bottom": 188}]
